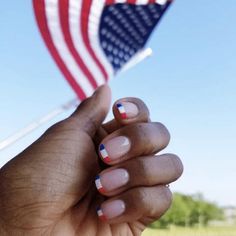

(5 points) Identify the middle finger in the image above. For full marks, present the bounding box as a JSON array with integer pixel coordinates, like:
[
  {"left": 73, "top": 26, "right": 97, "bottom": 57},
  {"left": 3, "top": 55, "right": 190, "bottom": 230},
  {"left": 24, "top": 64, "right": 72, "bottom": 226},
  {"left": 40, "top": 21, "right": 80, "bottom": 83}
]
[{"left": 98, "top": 122, "right": 170, "bottom": 165}]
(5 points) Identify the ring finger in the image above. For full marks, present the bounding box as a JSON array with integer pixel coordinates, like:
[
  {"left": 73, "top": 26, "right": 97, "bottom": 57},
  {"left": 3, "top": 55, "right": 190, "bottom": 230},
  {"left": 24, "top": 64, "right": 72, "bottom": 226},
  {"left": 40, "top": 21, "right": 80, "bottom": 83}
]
[{"left": 95, "top": 154, "right": 183, "bottom": 196}]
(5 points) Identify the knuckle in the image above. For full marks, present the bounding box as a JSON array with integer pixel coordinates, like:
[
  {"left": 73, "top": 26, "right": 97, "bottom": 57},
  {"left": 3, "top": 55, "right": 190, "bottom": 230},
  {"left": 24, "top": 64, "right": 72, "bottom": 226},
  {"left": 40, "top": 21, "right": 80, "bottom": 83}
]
[
  {"left": 137, "top": 159, "right": 153, "bottom": 186},
  {"left": 160, "top": 186, "right": 173, "bottom": 210},
  {"left": 136, "top": 186, "right": 173, "bottom": 218},
  {"left": 44, "top": 120, "right": 67, "bottom": 135},
  {"left": 122, "top": 121, "right": 171, "bottom": 155},
  {"left": 76, "top": 97, "right": 92, "bottom": 110},
  {"left": 133, "top": 124, "right": 154, "bottom": 154},
  {"left": 131, "top": 123, "right": 144, "bottom": 134},
  {"left": 155, "top": 122, "right": 171, "bottom": 144},
  {"left": 167, "top": 154, "right": 184, "bottom": 180},
  {"left": 136, "top": 187, "right": 149, "bottom": 206},
  {"left": 82, "top": 114, "right": 99, "bottom": 134},
  {"left": 45, "top": 118, "right": 78, "bottom": 137},
  {"left": 123, "top": 123, "right": 146, "bottom": 142},
  {"left": 135, "top": 158, "right": 155, "bottom": 186}
]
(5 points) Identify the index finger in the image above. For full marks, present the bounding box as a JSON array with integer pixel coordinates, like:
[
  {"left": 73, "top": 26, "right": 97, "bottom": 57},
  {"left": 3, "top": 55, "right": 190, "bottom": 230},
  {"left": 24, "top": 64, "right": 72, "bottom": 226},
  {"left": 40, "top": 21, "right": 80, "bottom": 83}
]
[{"left": 103, "top": 97, "right": 150, "bottom": 133}]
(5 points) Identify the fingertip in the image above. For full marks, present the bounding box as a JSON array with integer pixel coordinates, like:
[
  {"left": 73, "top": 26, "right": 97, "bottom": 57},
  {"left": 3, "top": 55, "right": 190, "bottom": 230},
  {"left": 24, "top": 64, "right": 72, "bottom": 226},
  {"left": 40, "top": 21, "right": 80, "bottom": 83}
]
[
  {"left": 153, "top": 122, "right": 171, "bottom": 149},
  {"left": 163, "top": 185, "right": 173, "bottom": 205},
  {"left": 116, "top": 102, "right": 138, "bottom": 119},
  {"left": 93, "top": 84, "right": 112, "bottom": 112},
  {"left": 94, "top": 84, "right": 111, "bottom": 99},
  {"left": 97, "top": 200, "right": 126, "bottom": 221},
  {"left": 69, "top": 84, "right": 112, "bottom": 136},
  {"left": 103, "top": 97, "right": 150, "bottom": 133},
  {"left": 113, "top": 98, "right": 150, "bottom": 125},
  {"left": 166, "top": 154, "right": 184, "bottom": 180}
]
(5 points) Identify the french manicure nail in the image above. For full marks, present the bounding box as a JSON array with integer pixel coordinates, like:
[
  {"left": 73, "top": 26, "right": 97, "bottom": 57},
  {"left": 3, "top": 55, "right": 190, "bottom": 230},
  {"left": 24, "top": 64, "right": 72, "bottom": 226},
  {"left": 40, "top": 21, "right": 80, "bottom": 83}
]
[
  {"left": 99, "top": 136, "right": 130, "bottom": 162},
  {"left": 116, "top": 102, "right": 139, "bottom": 119},
  {"left": 97, "top": 200, "right": 125, "bottom": 220},
  {"left": 95, "top": 169, "right": 129, "bottom": 193}
]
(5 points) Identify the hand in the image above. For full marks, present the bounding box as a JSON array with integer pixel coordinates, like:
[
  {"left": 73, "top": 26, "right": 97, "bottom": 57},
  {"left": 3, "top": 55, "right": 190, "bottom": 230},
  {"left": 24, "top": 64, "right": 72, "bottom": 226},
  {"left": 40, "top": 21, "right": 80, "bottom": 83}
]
[{"left": 0, "top": 85, "right": 183, "bottom": 236}]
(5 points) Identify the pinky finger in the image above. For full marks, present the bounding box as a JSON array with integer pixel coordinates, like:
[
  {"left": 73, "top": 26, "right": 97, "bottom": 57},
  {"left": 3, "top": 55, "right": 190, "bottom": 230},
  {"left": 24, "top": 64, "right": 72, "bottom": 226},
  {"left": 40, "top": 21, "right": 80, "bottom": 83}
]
[{"left": 96, "top": 186, "right": 172, "bottom": 225}]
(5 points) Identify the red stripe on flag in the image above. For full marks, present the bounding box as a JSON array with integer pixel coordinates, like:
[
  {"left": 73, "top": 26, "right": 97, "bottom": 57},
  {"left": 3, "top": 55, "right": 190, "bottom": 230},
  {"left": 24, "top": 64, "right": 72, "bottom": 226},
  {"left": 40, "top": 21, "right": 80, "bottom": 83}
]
[
  {"left": 81, "top": 0, "right": 109, "bottom": 81},
  {"left": 59, "top": 0, "right": 98, "bottom": 89},
  {"left": 106, "top": 0, "right": 115, "bottom": 5},
  {"left": 127, "top": 0, "right": 137, "bottom": 4},
  {"left": 33, "top": 0, "right": 86, "bottom": 99}
]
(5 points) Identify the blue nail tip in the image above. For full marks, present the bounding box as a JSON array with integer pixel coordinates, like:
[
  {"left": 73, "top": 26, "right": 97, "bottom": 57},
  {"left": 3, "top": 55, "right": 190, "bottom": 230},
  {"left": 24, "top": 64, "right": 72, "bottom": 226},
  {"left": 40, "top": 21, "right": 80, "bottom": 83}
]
[
  {"left": 116, "top": 103, "right": 122, "bottom": 108},
  {"left": 99, "top": 144, "right": 105, "bottom": 150},
  {"left": 95, "top": 175, "right": 100, "bottom": 180}
]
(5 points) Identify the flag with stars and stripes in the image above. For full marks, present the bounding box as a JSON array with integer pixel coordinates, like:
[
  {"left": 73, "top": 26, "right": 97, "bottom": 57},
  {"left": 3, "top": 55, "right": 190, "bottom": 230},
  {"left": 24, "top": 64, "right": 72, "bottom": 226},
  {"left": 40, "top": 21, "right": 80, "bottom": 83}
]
[{"left": 33, "top": 0, "right": 172, "bottom": 100}]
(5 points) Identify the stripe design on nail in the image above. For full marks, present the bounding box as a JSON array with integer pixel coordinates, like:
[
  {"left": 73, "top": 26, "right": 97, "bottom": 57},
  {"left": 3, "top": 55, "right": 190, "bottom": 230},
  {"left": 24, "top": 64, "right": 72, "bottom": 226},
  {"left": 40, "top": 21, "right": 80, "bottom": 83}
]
[
  {"left": 95, "top": 175, "right": 105, "bottom": 193},
  {"left": 96, "top": 207, "right": 107, "bottom": 221},
  {"left": 99, "top": 144, "right": 111, "bottom": 162},
  {"left": 116, "top": 103, "right": 127, "bottom": 119}
]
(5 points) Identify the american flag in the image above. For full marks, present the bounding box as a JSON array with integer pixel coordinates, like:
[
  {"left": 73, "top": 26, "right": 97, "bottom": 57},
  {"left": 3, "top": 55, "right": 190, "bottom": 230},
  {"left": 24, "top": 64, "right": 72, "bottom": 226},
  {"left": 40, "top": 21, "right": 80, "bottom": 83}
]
[{"left": 33, "top": 0, "right": 172, "bottom": 100}]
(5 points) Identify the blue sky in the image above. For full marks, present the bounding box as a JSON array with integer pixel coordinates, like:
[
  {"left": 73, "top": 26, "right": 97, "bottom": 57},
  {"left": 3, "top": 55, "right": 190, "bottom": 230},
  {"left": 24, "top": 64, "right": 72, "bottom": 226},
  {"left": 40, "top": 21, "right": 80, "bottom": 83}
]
[{"left": 0, "top": 1, "right": 236, "bottom": 206}]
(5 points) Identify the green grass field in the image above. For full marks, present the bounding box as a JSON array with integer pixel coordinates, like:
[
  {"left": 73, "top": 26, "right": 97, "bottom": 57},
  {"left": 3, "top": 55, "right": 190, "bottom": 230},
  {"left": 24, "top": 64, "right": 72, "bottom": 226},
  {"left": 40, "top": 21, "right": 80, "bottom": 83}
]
[{"left": 142, "top": 226, "right": 236, "bottom": 236}]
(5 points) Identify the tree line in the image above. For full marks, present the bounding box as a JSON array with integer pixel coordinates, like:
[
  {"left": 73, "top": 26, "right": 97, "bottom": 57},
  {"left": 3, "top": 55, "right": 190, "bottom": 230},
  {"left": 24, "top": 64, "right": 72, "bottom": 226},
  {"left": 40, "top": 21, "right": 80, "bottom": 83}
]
[{"left": 150, "top": 192, "right": 224, "bottom": 228}]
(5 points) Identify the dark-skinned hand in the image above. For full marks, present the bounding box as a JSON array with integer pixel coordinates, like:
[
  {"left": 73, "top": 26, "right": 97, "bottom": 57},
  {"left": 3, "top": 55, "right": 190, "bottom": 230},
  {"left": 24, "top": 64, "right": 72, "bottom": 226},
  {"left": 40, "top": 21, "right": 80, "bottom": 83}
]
[{"left": 0, "top": 85, "right": 183, "bottom": 236}]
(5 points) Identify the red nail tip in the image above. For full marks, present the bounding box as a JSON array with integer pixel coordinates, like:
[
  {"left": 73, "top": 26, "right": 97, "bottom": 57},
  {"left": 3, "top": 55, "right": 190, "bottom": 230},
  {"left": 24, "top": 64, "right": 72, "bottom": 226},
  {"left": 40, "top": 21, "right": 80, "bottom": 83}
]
[
  {"left": 121, "top": 113, "right": 127, "bottom": 119},
  {"left": 97, "top": 207, "right": 107, "bottom": 221}
]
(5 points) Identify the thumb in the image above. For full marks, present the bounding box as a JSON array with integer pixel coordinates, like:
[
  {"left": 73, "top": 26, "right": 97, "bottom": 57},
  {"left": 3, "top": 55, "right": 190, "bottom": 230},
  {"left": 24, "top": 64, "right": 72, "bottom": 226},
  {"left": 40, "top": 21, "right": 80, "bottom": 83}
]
[{"left": 70, "top": 85, "right": 111, "bottom": 137}]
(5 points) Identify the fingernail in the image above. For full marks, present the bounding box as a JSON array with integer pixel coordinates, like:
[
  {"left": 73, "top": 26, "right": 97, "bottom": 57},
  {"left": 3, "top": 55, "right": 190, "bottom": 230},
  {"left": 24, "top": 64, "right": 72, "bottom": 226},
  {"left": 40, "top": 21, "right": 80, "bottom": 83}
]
[
  {"left": 95, "top": 169, "right": 129, "bottom": 193},
  {"left": 99, "top": 136, "right": 130, "bottom": 162},
  {"left": 97, "top": 200, "right": 125, "bottom": 220},
  {"left": 116, "top": 102, "right": 139, "bottom": 119}
]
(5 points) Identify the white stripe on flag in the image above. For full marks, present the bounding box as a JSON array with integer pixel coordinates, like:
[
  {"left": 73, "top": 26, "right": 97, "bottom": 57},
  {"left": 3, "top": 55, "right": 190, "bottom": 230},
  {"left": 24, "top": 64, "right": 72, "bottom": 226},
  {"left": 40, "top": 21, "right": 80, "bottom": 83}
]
[
  {"left": 136, "top": 0, "right": 149, "bottom": 4},
  {"left": 114, "top": 0, "right": 126, "bottom": 3},
  {"left": 89, "top": 0, "right": 114, "bottom": 79},
  {"left": 45, "top": 0, "right": 94, "bottom": 97},
  {"left": 69, "top": 0, "right": 106, "bottom": 86},
  {"left": 156, "top": 0, "right": 168, "bottom": 5}
]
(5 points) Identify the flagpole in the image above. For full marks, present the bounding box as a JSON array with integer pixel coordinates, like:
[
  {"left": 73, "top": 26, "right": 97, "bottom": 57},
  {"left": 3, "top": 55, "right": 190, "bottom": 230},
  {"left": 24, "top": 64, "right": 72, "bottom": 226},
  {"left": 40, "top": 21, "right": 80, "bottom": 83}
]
[
  {"left": 0, "top": 99, "right": 79, "bottom": 151},
  {"left": 120, "top": 48, "right": 153, "bottom": 73}
]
